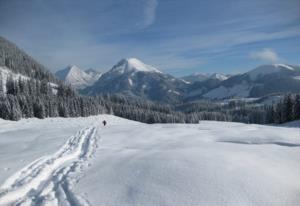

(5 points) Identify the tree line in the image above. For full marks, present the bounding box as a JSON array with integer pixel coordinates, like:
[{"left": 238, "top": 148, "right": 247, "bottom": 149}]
[
  {"left": 267, "top": 94, "right": 300, "bottom": 124},
  {"left": 1, "top": 74, "right": 299, "bottom": 125},
  {"left": 0, "top": 76, "right": 107, "bottom": 120}
]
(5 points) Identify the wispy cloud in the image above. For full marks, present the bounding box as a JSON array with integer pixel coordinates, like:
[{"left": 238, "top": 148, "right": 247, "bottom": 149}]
[
  {"left": 142, "top": 0, "right": 158, "bottom": 28},
  {"left": 1, "top": 0, "right": 299, "bottom": 75},
  {"left": 249, "top": 48, "right": 279, "bottom": 63}
]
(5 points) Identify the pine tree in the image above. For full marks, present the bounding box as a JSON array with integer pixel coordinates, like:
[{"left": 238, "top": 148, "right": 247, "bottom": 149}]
[
  {"left": 0, "top": 72, "right": 3, "bottom": 94},
  {"left": 33, "top": 97, "right": 45, "bottom": 119},
  {"left": 283, "top": 94, "right": 294, "bottom": 122},
  {"left": 294, "top": 94, "right": 300, "bottom": 120}
]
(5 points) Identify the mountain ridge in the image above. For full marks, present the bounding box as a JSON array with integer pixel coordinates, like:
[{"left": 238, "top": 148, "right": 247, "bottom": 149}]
[{"left": 56, "top": 57, "right": 300, "bottom": 103}]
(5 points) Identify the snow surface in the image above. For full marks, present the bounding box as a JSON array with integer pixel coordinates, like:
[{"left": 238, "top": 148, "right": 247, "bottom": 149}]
[
  {"left": 112, "top": 58, "right": 162, "bottom": 74},
  {"left": 1, "top": 116, "right": 300, "bottom": 205}
]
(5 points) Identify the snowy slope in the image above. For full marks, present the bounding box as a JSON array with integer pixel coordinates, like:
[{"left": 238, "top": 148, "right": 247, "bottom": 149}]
[
  {"left": 199, "top": 64, "right": 300, "bottom": 99},
  {"left": 247, "top": 64, "right": 295, "bottom": 81},
  {"left": 1, "top": 116, "right": 300, "bottom": 205},
  {"left": 203, "top": 82, "right": 252, "bottom": 99},
  {"left": 0, "top": 66, "right": 29, "bottom": 93},
  {"left": 182, "top": 72, "right": 229, "bottom": 83}
]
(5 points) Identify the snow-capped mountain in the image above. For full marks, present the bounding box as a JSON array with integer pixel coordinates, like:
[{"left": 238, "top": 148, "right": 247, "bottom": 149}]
[
  {"left": 182, "top": 72, "right": 229, "bottom": 83},
  {"left": 246, "top": 64, "right": 296, "bottom": 81},
  {"left": 82, "top": 61, "right": 300, "bottom": 102},
  {"left": 82, "top": 58, "right": 188, "bottom": 103},
  {"left": 201, "top": 64, "right": 300, "bottom": 99},
  {"left": 55, "top": 65, "right": 101, "bottom": 89}
]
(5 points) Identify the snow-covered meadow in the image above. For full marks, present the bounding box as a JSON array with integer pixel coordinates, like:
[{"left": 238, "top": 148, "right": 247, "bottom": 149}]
[{"left": 0, "top": 115, "right": 300, "bottom": 205}]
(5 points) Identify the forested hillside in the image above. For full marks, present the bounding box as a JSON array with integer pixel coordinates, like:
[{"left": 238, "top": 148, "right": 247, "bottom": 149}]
[{"left": 0, "top": 36, "right": 56, "bottom": 82}]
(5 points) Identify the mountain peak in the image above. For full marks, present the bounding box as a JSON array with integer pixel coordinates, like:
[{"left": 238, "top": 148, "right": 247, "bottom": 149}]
[
  {"left": 111, "top": 58, "right": 162, "bottom": 73},
  {"left": 63, "top": 65, "right": 81, "bottom": 73},
  {"left": 247, "top": 64, "right": 296, "bottom": 80},
  {"left": 55, "top": 65, "right": 101, "bottom": 89}
]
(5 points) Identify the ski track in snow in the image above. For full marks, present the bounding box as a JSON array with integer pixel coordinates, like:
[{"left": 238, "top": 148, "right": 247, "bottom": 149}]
[{"left": 0, "top": 127, "right": 98, "bottom": 206}]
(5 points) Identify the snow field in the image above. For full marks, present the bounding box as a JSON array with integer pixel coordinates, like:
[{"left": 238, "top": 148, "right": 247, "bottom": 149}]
[
  {"left": 0, "top": 127, "right": 97, "bottom": 205},
  {"left": 0, "top": 116, "right": 300, "bottom": 206}
]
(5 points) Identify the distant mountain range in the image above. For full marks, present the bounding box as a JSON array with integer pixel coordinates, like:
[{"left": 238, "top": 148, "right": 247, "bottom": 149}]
[
  {"left": 3, "top": 32, "right": 299, "bottom": 104},
  {"left": 201, "top": 64, "right": 300, "bottom": 100},
  {"left": 55, "top": 65, "right": 101, "bottom": 89},
  {"left": 54, "top": 58, "right": 300, "bottom": 103}
]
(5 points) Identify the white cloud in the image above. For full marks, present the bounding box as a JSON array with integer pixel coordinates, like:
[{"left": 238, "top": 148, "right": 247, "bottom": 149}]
[
  {"left": 142, "top": 0, "right": 158, "bottom": 27},
  {"left": 249, "top": 48, "right": 280, "bottom": 63}
]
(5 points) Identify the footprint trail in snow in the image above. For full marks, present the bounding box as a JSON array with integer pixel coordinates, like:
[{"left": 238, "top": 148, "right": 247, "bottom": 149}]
[{"left": 0, "top": 127, "right": 98, "bottom": 206}]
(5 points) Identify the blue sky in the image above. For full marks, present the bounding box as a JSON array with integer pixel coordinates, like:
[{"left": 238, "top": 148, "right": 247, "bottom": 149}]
[{"left": 0, "top": 0, "right": 300, "bottom": 76}]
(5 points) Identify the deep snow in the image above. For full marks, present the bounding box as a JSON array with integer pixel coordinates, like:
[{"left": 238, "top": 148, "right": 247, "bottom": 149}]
[{"left": 0, "top": 115, "right": 300, "bottom": 206}]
